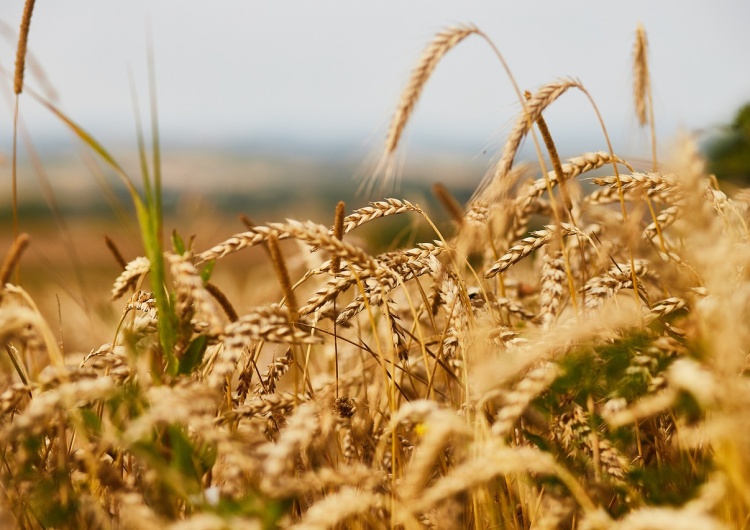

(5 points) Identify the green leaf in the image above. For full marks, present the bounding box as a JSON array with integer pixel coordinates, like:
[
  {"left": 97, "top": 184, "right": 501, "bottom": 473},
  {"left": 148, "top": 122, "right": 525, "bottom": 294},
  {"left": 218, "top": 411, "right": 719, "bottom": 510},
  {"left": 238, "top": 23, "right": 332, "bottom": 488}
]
[
  {"left": 172, "top": 229, "right": 187, "bottom": 255},
  {"left": 178, "top": 335, "right": 208, "bottom": 375},
  {"left": 79, "top": 408, "right": 103, "bottom": 435},
  {"left": 200, "top": 260, "right": 216, "bottom": 283},
  {"left": 167, "top": 424, "right": 201, "bottom": 484}
]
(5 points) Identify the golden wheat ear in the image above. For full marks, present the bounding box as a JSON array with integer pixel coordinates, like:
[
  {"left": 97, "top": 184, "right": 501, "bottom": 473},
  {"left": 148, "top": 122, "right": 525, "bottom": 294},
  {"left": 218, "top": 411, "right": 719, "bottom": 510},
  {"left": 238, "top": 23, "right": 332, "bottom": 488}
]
[
  {"left": 362, "top": 25, "right": 480, "bottom": 195},
  {"left": 633, "top": 23, "right": 649, "bottom": 128},
  {"left": 11, "top": 0, "right": 37, "bottom": 263},
  {"left": 633, "top": 23, "right": 658, "bottom": 171},
  {"left": 0, "top": 234, "right": 30, "bottom": 288}
]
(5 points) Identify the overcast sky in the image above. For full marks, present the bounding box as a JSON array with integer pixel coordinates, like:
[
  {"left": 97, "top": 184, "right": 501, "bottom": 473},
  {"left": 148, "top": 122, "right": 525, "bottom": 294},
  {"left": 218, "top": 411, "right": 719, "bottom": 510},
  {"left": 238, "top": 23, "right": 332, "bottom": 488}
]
[{"left": 0, "top": 1, "right": 749, "bottom": 161}]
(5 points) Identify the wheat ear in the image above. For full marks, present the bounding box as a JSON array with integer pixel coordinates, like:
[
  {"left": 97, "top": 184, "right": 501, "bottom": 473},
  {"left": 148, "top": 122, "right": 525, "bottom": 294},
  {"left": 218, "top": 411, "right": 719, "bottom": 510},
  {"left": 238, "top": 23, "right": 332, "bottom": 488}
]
[
  {"left": 104, "top": 235, "right": 127, "bottom": 270},
  {"left": 485, "top": 224, "right": 587, "bottom": 278},
  {"left": 267, "top": 233, "right": 299, "bottom": 321},
  {"left": 0, "top": 233, "right": 30, "bottom": 288},
  {"left": 331, "top": 200, "right": 346, "bottom": 275},
  {"left": 433, "top": 183, "right": 464, "bottom": 224},
  {"left": 14, "top": 0, "right": 36, "bottom": 95},
  {"left": 386, "top": 25, "right": 479, "bottom": 156},
  {"left": 477, "top": 79, "right": 581, "bottom": 198},
  {"left": 633, "top": 25, "right": 649, "bottom": 127}
]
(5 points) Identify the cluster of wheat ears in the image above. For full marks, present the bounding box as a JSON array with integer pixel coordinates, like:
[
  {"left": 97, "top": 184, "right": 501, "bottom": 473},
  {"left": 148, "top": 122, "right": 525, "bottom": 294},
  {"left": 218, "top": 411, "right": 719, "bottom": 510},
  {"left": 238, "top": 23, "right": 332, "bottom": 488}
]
[{"left": 2, "top": 4, "right": 750, "bottom": 529}]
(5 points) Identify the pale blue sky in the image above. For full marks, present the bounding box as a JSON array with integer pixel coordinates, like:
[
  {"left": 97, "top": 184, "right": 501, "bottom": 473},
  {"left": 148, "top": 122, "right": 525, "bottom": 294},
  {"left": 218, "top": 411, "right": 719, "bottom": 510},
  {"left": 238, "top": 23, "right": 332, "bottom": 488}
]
[{"left": 0, "top": 1, "right": 749, "bottom": 160}]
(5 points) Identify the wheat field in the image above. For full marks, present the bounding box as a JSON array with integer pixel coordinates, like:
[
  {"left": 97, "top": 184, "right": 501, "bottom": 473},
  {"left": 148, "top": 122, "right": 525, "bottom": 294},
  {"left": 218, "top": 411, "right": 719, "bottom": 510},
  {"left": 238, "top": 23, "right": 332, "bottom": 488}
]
[{"left": 1, "top": 4, "right": 750, "bottom": 529}]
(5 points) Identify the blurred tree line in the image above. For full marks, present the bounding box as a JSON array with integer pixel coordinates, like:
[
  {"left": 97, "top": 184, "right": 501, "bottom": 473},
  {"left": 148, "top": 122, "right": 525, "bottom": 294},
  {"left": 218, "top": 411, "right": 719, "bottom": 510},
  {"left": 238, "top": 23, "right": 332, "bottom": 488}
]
[{"left": 706, "top": 102, "right": 750, "bottom": 185}]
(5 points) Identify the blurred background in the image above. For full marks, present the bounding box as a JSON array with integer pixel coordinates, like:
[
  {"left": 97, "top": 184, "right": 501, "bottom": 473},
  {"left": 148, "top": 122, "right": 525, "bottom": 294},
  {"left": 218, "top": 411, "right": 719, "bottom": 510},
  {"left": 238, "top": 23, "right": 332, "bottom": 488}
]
[{"left": 0, "top": 1, "right": 748, "bottom": 351}]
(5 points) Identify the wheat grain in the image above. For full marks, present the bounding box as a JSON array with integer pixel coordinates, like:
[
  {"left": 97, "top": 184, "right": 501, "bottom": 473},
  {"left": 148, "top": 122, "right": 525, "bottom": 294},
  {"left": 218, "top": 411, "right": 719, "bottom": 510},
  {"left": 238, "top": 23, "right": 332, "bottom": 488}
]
[
  {"left": 167, "top": 252, "right": 223, "bottom": 333},
  {"left": 485, "top": 223, "right": 587, "bottom": 278},
  {"left": 410, "top": 443, "right": 557, "bottom": 514},
  {"left": 491, "top": 362, "right": 560, "bottom": 437},
  {"left": 644, "top": 206, "right": 680, "bottom": 240},
  {"left": 293, "top": 487, "right": 381, "bottom": 530},
  {"left": 1, "top": 376, "right": 116, "bottom": 442},
  {"left": 253, "top": 350, "right": 294, "bottom": 395},
  {"left": 341, "top": 198, "right": 421, "bottom": 234},
  {"left": 538, "top": 250, "right": 566, "bottom": 330},
  {"left": 111, "top": 256, "right": 150, "bottom": 300},
  {"left": 593, "top": 172, "right": 677, "bottom": 193},
  {"left": 583, "top": 261, "right": 649, "bottom": 310}
]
